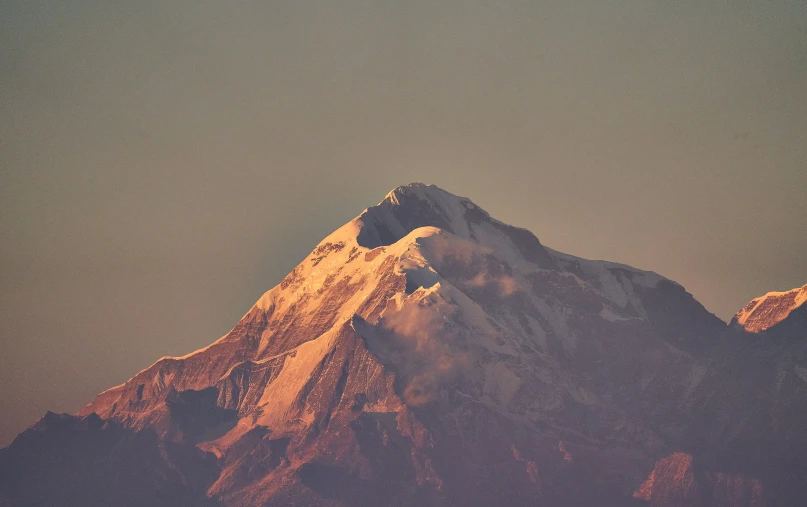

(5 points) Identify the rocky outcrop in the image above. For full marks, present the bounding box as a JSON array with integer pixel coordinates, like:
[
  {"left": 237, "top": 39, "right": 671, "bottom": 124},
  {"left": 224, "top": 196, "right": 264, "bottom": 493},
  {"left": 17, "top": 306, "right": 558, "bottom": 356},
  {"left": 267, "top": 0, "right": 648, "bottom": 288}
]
[{"left": 633, "top": 452, "right": 766, "bottom": 507}]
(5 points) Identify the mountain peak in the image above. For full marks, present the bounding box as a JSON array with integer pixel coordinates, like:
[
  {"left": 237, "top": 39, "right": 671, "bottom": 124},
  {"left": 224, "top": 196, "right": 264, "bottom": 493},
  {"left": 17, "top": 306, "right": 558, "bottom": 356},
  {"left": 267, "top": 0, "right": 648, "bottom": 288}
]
[
  {"left": 381, "top": 182, "right": 469, "bottom": 207},
  {"left": 5, "top": 183, "right": 767, "bottom": 507},
  {"left": 732, "top": 283, "right": 807, "bottom": 333},
  {"left": 354, "top": 182, "right": 487, "bottom": 249}
]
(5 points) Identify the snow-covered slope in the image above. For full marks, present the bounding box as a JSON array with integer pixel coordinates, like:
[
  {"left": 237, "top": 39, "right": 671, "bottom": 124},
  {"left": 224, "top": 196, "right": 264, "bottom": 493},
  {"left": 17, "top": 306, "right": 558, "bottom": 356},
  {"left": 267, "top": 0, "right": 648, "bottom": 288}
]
[
  {"left": 2, "top": 183, "right": 803, "bottom": 507},
  {"left": 732, "top": 284, "right": 807, "bottom": 333}
]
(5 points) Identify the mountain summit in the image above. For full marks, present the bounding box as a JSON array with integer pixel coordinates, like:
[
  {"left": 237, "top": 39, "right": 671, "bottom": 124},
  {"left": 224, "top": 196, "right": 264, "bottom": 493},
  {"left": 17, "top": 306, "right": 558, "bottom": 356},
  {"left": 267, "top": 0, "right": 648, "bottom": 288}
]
[
  {"left": 732, "top": 283, "right": 807, "bottom": 333},
  {"left": 1, "top": 184, "right": 805, "bottom": 507}
]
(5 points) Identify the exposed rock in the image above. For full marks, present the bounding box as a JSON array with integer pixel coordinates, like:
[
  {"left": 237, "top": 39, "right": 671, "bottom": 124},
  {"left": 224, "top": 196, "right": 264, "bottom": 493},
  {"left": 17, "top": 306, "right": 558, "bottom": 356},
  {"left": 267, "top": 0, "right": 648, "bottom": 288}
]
[{"left": 732, "top": 284, "right": 807, "bottom": 334}]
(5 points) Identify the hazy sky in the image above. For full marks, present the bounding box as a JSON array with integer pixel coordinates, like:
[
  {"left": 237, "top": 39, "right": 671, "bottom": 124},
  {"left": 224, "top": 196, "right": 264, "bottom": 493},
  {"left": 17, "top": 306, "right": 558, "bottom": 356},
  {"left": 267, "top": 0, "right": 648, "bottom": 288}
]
[{"left": 1, "top": 0, "right": 805, "bottom": 446}]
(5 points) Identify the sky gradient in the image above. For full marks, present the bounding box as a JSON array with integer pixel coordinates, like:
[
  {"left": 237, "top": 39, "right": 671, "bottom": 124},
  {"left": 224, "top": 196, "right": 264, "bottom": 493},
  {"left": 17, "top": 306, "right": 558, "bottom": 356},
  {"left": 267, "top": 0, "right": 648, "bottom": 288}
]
[{"left": 1, "top": 0, "right": 806, "bottom": 446}]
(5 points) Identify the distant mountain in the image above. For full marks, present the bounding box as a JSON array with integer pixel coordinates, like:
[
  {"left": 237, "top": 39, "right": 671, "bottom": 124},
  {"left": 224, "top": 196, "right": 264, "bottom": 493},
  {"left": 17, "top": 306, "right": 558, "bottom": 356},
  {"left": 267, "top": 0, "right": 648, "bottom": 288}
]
[
  {"left": 732, "top": 284, "right": 807, "bottom": 333},
  {"left": 1, "top": 183, "right": 804, "bottom": 506}
]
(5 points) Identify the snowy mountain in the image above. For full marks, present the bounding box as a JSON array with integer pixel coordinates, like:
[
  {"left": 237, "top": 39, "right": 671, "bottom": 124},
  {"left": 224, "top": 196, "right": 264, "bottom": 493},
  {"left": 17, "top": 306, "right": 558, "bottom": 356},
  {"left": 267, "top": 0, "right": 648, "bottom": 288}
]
[
  {"left": 1, "top": 183, "right": 804, "bottom": 507},
  {"left": 732, "top": 284, "right": 807, "bottom": 333}
]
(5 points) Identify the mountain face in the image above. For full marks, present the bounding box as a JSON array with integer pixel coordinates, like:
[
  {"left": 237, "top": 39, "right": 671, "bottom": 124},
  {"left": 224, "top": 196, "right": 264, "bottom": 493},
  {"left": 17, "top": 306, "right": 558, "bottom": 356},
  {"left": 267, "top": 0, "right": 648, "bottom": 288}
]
[
  {"left": 731, "top": 284, "right": 807, "bottom": 334},
  {"left": 1, "top": 183, "right": 805, "bottom": 507}
]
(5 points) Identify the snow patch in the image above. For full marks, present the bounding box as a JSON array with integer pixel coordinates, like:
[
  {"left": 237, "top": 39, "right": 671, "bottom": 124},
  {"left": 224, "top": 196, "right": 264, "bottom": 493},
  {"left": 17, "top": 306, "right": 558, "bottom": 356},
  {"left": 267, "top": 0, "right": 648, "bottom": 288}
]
[
  {"left": 599, "top": 306, "right": 638, "bottom": 322},
  {"left": 484, "top": 362, "right": 521, "bottom": 407}
]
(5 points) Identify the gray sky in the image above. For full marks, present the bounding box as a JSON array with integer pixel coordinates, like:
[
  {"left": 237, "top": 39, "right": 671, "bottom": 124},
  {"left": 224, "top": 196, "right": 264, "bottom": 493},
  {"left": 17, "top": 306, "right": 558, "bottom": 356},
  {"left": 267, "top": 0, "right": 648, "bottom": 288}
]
[{"left": 1, "top": 0, "right": 805, "bottom": 446}]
